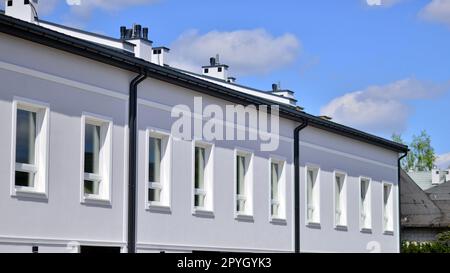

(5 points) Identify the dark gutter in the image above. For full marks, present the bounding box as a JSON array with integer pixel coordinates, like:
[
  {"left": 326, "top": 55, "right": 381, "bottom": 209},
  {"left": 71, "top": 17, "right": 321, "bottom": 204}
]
[
  {"left": 398, "top": 151, "right": 408, "bottom": 253},
  {"left": 294, "top": 119, "right": 308, "bottom": 253},
  {"left": 128, "top": 72, "right": 147, "bottom": 253}
]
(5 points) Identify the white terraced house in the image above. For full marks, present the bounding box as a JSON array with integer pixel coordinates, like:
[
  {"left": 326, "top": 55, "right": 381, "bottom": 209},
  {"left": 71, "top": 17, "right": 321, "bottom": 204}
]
[{"left": 0, "top": 0, "right": 407, "bottom": 253}]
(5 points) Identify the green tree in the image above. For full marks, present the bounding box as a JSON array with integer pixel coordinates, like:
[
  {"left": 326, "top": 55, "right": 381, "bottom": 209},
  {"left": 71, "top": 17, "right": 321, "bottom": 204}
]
[{"left": 392, "top": 130, "right": 436, "bottom": 171}]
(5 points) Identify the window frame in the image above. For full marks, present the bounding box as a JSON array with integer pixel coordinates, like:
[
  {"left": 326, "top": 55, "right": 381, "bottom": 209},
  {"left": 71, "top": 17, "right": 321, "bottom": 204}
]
[
  {"left": 80, "top": 112, "right": 113, "bottom": 205},
  {"left": 305, "top": 164, "right": 321, "bottom": 227},
  {"left": 234, "top": 148, "right": 254, "bottom": 221},
  {"left": 333, "top": 170, "right": 348, "bottom": 230},
  {"left": 382, "top": 181, "right": 394, "bottom": 234},
  {"left": 191, "top": 140, "right": 214, "bottom": 217},
  {"left": 269, "top": 156, "right": 287, "bottom": 223},
  {"left": 145, "top": 127, "right": 172, "bottom": 212},
  {"left": 359, "top": 176, "right": 372, "bottom": 232},
  {"left": 10, "top": 97, "right": 50, "bottom": 200}
]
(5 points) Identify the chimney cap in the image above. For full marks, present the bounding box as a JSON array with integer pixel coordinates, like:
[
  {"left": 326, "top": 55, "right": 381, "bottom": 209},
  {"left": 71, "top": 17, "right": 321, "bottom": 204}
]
[{"left": 319, "top": 115, "right": 333, "bottom": 121}]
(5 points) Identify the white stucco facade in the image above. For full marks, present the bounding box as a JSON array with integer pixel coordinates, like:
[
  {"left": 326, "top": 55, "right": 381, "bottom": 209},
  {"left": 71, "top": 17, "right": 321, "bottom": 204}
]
[{"left": 0, "top": 2, "right": 404, "bottom": 253}]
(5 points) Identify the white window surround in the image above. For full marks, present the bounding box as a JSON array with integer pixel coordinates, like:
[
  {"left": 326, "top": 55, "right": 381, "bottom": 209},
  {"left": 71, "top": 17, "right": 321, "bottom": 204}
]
[
  {"left": 234, "top": 148, "right": 254, "bottom": 221},
  {"left": 145, "top": 127, "right": 172, "bottom": 212},
  {"left": 10, "top": 97, "right": 50, "bottom": 199},
  {"left": 382, "top": 181, "right": 394, "bottom": 235},
  {"left": 191, "top": 140, "right": 214, "bottom": 217},
  {"left": 305, "top": 164, "right": 320, "bottom": 227},
  {"left": 359, "top": 176, "right": 372, "bottom": 232},
  {"left": 333, "top": 170, "right": 348, "bottom": 230},
  {"left": 269, "top": 156, "right": 287, "bottom": 223},
  {"left": 80, "top": 113, "right": 113, "bottom": 205}
]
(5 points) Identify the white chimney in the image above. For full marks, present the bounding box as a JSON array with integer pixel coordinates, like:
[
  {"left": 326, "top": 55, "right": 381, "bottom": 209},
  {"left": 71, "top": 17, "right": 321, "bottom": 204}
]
[
  {"left": 120, "top": 24, "right": 153, "bottom": 62},
  {"left": 431, "top": 169, "right": 446, "bottom": 185},
  {"left": 270, "top": 83, "right": 297, "bottom": 106},
  {"left": 151, "top": 47, "right": 170, "bottom": 66},
  {"left": 5, "top": 0, "right": 38, "bottom": 23},
  {"left": 446, "top": 169, "right": 450, "bottom": 183},
  {"left": 202, "top": 55, "right": 229, "bottom": 81}
]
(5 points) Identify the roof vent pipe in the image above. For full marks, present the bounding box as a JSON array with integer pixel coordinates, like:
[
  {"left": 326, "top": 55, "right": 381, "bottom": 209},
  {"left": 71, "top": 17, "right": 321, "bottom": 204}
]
[
  {"left": 272, "top": 83, "right": 278, "bottom": 92},
  {"left": 120, "top": 26, "right": 127, "bottom": 40},
  {"left": 210, "top": 57, "right": 216, "bottom": 66},
  {"left": 142, "top": 28, "right": 149, "bottom": 40},
  {"left": 133, "top": 24, "right": 142, "bottom": 39}
]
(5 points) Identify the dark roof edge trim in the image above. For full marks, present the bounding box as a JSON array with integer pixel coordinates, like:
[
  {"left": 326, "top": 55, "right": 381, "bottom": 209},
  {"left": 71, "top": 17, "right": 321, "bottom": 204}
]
[{"left": 0, "top": 14, "right": 408, "bottom": 153}]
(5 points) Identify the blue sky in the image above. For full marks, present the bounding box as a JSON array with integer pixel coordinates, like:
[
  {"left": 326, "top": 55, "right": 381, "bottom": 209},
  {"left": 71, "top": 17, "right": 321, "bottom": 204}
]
[{"left": 8, "top": 0, "right": 450, "bottom": 166}]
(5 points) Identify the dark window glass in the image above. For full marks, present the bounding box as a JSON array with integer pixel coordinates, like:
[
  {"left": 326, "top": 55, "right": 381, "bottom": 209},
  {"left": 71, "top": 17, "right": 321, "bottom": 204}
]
[
  {"left": 16, "top": 109, "right": 36, "bottom": 165},
  {"left": 218, "top": 67, "right": 222, "bottom": 72},
  {"left": 204, "top": 69, "right": 209, "bottom": 74},
  {"left": 149, "top": 137, "right": 161, "bottom": 183},
  {"left": 84, "top": 180, "right": 100, "bottom": 195},
  {"left": 84, "top": 124, "right": 100, "bottom": 174},
  {"left": 15, "top": 171, "right": 34, "bottom": 187}
]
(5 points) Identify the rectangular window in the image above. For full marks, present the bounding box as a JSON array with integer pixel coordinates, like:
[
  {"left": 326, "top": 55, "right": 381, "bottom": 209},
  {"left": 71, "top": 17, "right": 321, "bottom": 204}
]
[
  {"left": 12, "top": 98, "right": 49, "bottom": 198},
  {"left": 146, "top": 129, "right": 171, "bottom": 209},
  {"left": 193, "top": 141, "right": 213, "bottom": 214},
  {"left": 15, "top": 109, "right": 37, "bottom": 188},
  {"left": 148, "top": 137, "right": 162, "bottom": 203},
  {"left": 194, "top": 146, "right": 206, "bottom": 208},
  {"left": 360, "top": 178, "right": 372, "bottom": 230},
  {"left": 81, "top": 114, "right": 112, "bottom": 204},
  {"left": 270, "top": 159, "right": 286, "bottom": 220},
  {"left": 235, "top": 150, "right": 253, "bottom": 218},
  {"left": 334, "top": 172, "right": 347, "bottom": 227},
  {"left": 383, "top": 183, "right": 394, "bottom": 232},
  {"left": 306, "top": 166, "right": 320, "bottom": 225},
  {"left": 271, "top": 162, "right": 280, "bottom": 217}
]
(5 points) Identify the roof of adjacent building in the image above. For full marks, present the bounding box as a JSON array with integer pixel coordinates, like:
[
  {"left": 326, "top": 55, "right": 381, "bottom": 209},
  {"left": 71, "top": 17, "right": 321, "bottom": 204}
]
[
  {"left": 0, "top": 12, "right": 408, "bottom": 153},
  {"left": 407, "top": 171, "right": 434, "bottom": 191},
  {"left": 401, "top": 170, "right": 450, "bottom": 228}
]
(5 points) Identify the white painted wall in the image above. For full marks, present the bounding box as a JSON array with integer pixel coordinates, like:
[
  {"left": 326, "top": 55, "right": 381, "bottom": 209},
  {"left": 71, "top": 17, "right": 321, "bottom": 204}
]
[
  {"left": 0, "top": 33, "right": 131, "bottom": 252},
  {"left": 299, "top": 127, "right": 399, "bottom": 253},
  {"left": 0, "top": 31, "right": 400, "bottom": 253}
]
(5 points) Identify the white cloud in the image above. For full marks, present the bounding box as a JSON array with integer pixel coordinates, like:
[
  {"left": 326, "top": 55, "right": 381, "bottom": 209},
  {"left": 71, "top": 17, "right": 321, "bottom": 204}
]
[
  {"left": 419, "top": 0, "right": 450, "bottom": 27},
  {"left": 365, "top": 0, "right": 404, "bottom": 7},
  {"left": 168, "top": 29, "right": 300, "bottom": 76},
  {"left": 320, "top": 78, "right": 449, "bottom": 134},
  {"left": 436, "top": 153, "right": 450, "bottom": 169}
]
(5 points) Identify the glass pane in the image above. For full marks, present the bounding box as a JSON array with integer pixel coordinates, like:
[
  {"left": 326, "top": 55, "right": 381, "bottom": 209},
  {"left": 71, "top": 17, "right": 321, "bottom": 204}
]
[
  {"left": 335, "top": 176, "right": 343, "bottom": 224},
  {"left": 271, "top": 204, "right": 279, "bottom": 217},
  {"left": 84, "top": 124, "right": 100, "bottom": 174},
  {"left": 15, "top": 171, "right": 34, "bottom": 187},
  {"left": 307, "top": 169, "right": 316, "bottom": 221},
  {"left": 237, "top": 199, "right": 246, "bottom": 213},
  {"left": 236, "top": 155, "right": 246, "bottom": 195},
  {"left": 84, "top": 180, "right": 100, "bottom": 195},
  {"left": 195, "top": 194, "right": 205, "bottom": 208},
  {"left": 271, "top": 163, "right": 279, "bottom": 203},
  {"left": 16, "top": 109, "right": 36, "bottom": 165},
  {"left": 384, "top": 185, "right": 390, "bottom": 205},
  {"left": 149, "top": 137, "right": 161, "bottom": 183},
  {"left": 148, "top": 188, "right": 161, "bottom": 202},
  {"left": 195, "top": 147, "right": 205, "bottom": 190}
]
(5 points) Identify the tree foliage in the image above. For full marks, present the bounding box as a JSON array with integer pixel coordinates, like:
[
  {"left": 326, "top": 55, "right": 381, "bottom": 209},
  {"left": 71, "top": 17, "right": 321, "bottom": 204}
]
[
  {"left": 392, "top": 130, "right": 436, "bottom": 171},
  {"left": 402, "top": 231, "right": 450, "bottom": 253}
]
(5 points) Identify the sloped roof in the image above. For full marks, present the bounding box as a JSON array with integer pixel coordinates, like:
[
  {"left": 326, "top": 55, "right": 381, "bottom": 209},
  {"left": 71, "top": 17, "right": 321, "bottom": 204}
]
[
  {"left": 0, "top": 13, "right": 408, "bottom": 153},
  {"left": 401, "top": 170, "right": 450, "bottom": 227},
  {"left": 407, "top": 171, "right": 434, "bottom": 191}
]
